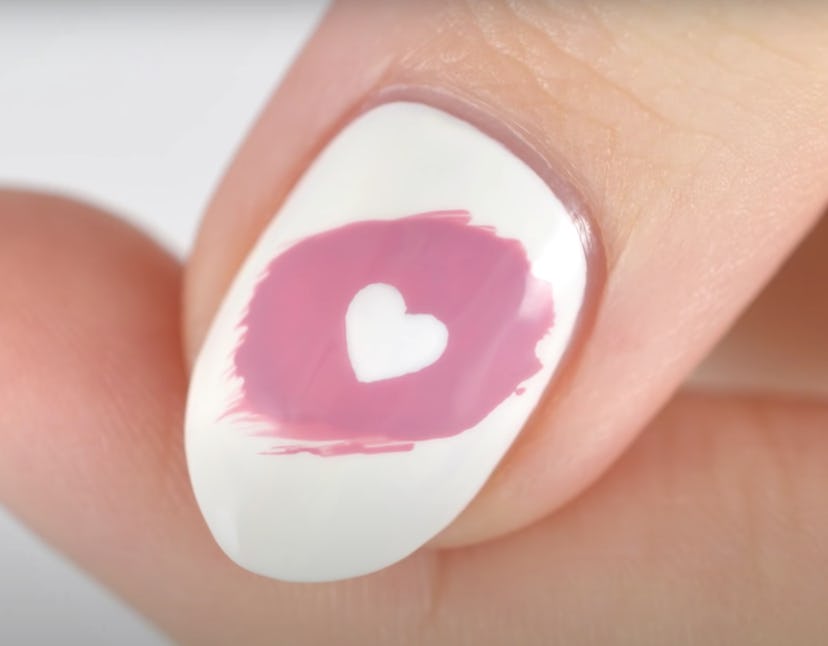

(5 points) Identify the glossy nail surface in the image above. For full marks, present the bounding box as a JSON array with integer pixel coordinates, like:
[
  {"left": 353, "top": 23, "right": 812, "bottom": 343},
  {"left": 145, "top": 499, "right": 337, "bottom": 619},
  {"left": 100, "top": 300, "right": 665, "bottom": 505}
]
[{"left": 186, "top": 101, "right": 590, "bottom": 581}]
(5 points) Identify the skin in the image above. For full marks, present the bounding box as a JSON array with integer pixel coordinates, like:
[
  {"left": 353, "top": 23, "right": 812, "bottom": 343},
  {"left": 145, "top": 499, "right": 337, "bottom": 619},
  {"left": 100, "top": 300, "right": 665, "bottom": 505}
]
[{"left": 1, "top": 2, "right": 828, "bottom": 644}]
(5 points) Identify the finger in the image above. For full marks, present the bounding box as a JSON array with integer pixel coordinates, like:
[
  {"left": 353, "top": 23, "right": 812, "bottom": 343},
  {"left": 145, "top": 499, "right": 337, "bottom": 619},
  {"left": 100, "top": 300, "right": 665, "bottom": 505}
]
[
  {"left": 182, "top": 0, "right": 828, "bottom": 576},
  {"left": 2, "top": 192, "right": 827, "bottom": 643},
  {"left": 429, "top": 392, "right": 828, "bottom": 645},
  {"left": 0, "top": 190, "right": 190, "bottom": 631}
]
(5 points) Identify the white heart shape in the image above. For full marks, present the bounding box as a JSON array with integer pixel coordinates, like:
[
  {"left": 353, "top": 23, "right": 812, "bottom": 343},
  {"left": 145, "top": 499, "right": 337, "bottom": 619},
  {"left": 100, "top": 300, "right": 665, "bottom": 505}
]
[{"left": 345, "top": 282, "right": 449, "bottom": 383}]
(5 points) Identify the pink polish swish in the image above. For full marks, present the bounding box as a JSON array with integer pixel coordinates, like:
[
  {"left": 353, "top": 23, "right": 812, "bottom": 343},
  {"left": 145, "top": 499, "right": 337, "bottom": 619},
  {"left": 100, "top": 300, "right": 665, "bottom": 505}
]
[{"left": 226, "top": 210, "right": 554, "bottom": 455}]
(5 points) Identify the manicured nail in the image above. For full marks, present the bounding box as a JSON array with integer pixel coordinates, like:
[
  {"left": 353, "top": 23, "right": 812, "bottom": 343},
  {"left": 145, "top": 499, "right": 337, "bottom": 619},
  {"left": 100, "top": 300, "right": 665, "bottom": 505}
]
[{"left": 186, "top": 101, "right": 591, "bottom": 582}]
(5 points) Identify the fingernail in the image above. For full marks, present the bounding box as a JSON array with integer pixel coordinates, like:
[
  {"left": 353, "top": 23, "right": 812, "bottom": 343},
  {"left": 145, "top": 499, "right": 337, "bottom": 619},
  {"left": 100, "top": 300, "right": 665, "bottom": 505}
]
[{"left": 186, "top": 101, "right": 592, "bottom": 582}]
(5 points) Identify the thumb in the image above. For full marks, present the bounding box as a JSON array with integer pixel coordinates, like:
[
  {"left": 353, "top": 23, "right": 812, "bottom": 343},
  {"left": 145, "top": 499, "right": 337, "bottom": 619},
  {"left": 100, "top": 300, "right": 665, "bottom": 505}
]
[{"left": 183, "top": 1, "right": 828, "bottom": 581}]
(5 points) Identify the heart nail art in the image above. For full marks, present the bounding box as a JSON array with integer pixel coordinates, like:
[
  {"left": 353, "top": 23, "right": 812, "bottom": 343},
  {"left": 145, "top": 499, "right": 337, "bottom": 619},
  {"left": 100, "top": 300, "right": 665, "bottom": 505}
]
[
  {"left": 186, "top": 101, "right": 591, "bottom": 582},
  {"left": 346, "top": 282, "right": 449, "bottom": 384}
]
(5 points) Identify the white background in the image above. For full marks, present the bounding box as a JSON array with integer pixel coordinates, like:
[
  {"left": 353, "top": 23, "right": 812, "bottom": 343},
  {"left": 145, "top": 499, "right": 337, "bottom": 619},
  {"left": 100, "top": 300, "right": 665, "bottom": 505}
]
[{"left": 0, "top": 2, "right": 328, "bottom": 643}]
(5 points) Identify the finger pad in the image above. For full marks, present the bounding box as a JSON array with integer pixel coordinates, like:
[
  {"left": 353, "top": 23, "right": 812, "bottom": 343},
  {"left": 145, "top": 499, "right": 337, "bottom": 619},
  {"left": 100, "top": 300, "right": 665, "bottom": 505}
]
[{"left": 0, "top": 189, "right": 190, "bottom": 584}]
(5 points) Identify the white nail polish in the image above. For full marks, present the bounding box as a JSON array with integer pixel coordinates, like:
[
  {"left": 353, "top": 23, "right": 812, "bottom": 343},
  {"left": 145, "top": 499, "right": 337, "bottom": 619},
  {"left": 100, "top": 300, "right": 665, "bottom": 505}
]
[{"left": 185, "top": 101, "right": 589, "bottom": 582}]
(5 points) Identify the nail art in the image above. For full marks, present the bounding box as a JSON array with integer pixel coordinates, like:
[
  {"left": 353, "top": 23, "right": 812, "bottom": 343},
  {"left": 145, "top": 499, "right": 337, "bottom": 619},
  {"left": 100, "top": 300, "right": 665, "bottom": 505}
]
[{"left": 186, "top": 101, "right": 590, "bottom": 582}]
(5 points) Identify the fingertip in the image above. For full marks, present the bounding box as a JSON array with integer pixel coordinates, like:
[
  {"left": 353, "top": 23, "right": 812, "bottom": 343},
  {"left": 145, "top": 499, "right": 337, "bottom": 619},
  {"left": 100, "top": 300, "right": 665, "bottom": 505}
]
[{"left": 0, "top": 187, "right": 190, "bottom": 582}]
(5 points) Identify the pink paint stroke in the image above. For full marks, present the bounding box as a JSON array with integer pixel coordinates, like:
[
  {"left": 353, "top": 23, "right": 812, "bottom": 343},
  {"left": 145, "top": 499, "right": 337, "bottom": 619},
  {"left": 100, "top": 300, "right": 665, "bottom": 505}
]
[{"left": 224, "top": 210, "right": 555, "bottom": 456}]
